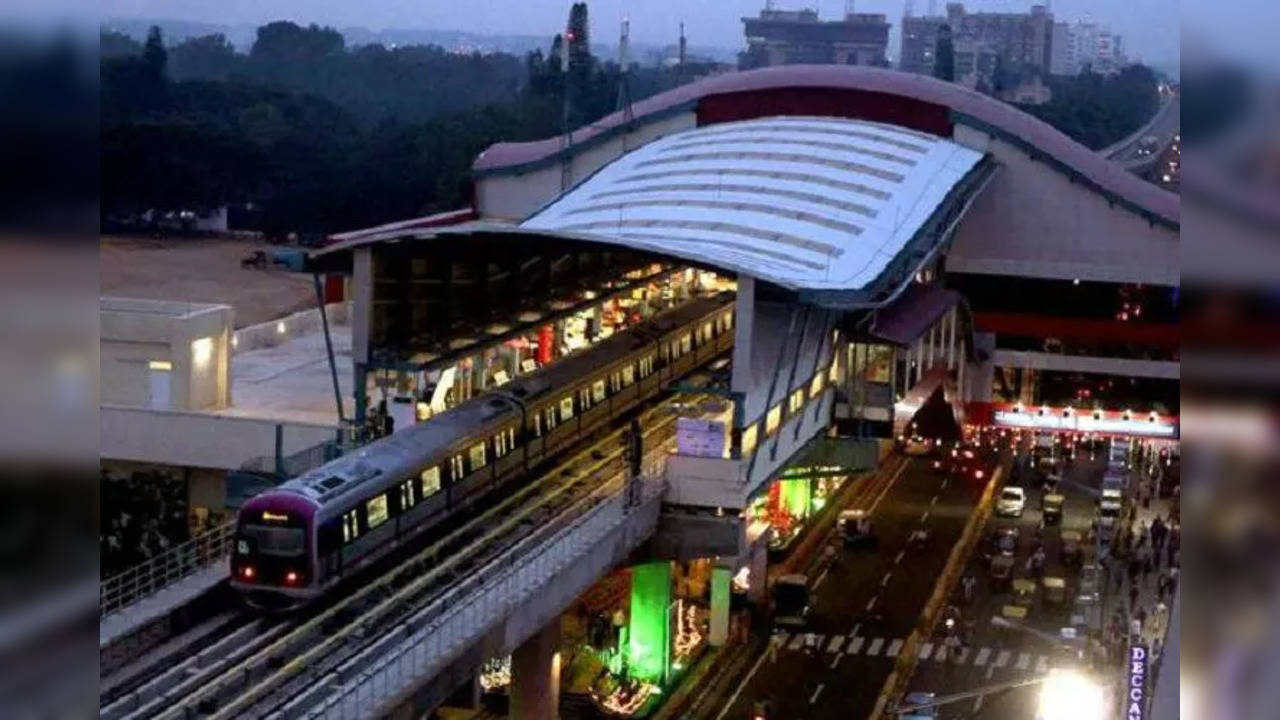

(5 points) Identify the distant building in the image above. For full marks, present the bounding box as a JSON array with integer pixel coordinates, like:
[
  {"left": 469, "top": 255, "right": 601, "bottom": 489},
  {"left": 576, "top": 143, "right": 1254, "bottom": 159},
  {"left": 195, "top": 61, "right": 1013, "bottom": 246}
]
[
  {"left": 999, "top": 75, "right": 1053, "bottom": 106},
  {"left": 740, "top": 5, "right": 890, "bottom": 70},
  {"left": 900, "top": 3, "right": 1054, "bottom": 84},
  {"left": 1051, "top": 21, "right": 1127, "bottom": 76}
]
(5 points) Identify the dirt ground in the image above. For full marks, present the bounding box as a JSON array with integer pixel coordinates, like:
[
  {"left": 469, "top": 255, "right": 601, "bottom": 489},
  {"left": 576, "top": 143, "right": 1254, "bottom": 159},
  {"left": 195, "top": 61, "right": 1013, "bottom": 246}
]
[{"left": 100, "top": 236, "right": 316, "bottom": 328}]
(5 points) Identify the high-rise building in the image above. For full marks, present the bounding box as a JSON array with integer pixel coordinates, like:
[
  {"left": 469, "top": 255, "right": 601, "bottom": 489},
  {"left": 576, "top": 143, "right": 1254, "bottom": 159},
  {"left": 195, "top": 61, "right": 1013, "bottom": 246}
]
[
  {"left": 1049, "top": 20, "right": 1127, "bottom": 76},
  {"left": 899, "top": 3, "right": 1054, "bottom": 83},
  {"left": 740, "top": 5, "right": 890, "bottom": 70}
]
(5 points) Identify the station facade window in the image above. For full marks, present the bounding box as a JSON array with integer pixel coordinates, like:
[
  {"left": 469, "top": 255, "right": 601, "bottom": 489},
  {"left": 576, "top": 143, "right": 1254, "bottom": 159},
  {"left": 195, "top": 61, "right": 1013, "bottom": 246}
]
[
  {"left": 789, "top": 388, "right": 805, "bottom": 415},
  {"left": 811, "top": 372, "right": 825, "bottom": 399},
  {"left": 741, "top": 423, "right": 759, "bottom": 456}
]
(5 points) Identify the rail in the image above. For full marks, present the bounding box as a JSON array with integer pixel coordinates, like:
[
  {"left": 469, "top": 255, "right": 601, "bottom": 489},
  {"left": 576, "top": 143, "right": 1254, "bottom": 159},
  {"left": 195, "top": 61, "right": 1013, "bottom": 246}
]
[
  {"left": 100, "top": 521, "right": 234, "bottom": 618},
  {"left": 308, "top": 473, "right": 665, "bottom": 718}
]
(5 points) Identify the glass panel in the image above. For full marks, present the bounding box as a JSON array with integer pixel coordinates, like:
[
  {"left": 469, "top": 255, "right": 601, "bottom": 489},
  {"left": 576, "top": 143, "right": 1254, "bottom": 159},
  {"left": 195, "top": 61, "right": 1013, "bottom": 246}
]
[
  {"left": 811, "top": 372, "right": 825, "bottom": 399},
  {"left": 421, "top": 466, "right": 441, "bottom": 495},
  {"left": 242, "top": 524, "right": 306, "bottom": 555},
  {"left": 366, "top": 495, "right": 389, "bottom": 528},
  {"left": 741, "top": 423, "right": 759, "bottom": 456},
  {"left": 560, "top": 396, "right": 575, "bottom": 420},
  {"left": 592, "top": 379, "right": 606, "bottom": 403},
  {"left": 469, "top": 442, "right": 487, "bottom": 470},
  {"left": 766, "top": 405, "right": 782, "bottom": 435},
  {"left": 865, "top": 345, "right": 894, "bottom": 383},
  {"left": 622, "top": 365, "right": 635, "bottom": 385}
]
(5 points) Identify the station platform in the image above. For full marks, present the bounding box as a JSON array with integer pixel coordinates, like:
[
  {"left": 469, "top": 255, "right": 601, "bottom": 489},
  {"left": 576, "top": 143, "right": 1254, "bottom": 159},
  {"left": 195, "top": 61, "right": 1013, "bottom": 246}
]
[{"left": 100, "top": 559, "right": 228, "bottom": 649}]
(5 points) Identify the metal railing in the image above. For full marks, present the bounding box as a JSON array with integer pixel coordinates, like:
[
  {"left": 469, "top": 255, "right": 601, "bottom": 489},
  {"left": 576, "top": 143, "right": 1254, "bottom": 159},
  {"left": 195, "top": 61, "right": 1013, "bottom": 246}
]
[
  {"left": 307, "top": 473, "right": 666, "bottom": 719},
  {"left": 100, "top": 521, "right": 234, "bottom": 618}
]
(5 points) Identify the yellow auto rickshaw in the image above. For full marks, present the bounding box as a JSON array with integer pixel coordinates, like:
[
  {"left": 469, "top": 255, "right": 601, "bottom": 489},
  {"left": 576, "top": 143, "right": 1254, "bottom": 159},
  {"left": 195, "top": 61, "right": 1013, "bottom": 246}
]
[
  {"left": 1012, "top": 578, "right": 1037, "bottom": 607},
  {"left": 1060, "top": 530, "right": 1082, "bottom": 567},
  {"left": 1044, "top": 575, "right": 1066, "bottom": 605}
]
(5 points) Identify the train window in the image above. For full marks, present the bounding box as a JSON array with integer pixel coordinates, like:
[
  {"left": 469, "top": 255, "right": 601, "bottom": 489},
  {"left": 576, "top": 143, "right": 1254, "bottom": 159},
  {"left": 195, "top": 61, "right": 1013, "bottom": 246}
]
[
  {"left": 531, "top": 411, "right": 543, "bottom": 437},
  {"left": 741, "top": 423, "right": 759, "bottom": 456},
  {"left": 593, "top": 379, "right": 606, "bottom": 403},
  {"left": 766, "top": 404, "right": 782, "bottom": 436},
  {"left": 450, "top": 454, "right": 465, "bottom": 481},
  {"left": 608, "top": 372, "right": 621, "bottom": 393},
  {"left": 811, "top": 372, "right": 825, "bottom": 399},
  {"left": 421, "top": 466, "right": 442, "bottom": 496},
  {"left": 543, "top": 405, "right": 557, "bottom": 430},
  {"left": 638, "top": 356, "right": 652, "bottom": 379},
  {"left": 342, "top": 510, "right": 359, "bottom": 543},
  {"left": 468, "top": 442, "right": 487, "bottom": 471},
  {"left": 723, "top": 312, "right": 733, "bottom": 331},
  {"left": 559, "top": 396, "right": 575, "bottom": 421},
  {"left": 622, "top": 365, "right": 635, "bottom": 386},
  {"left": 669, "top": 340, "right": 680, "bottom": 359},
  {"left": 578, "top": 388, "right": 591, "bottom": 411},
  {"left": 789, "top": 388, "right": 805, "bottom": 415},
  {"left": 366, "top": 495, "right": 389, "bottom": 529},
  {"left": 680, "top": 333, "right": 692, "bottom": 354},
  {"left": 703, "top": 321, "right": 713, "bottom": 342},
  {"left": 400, "top": 479, "right": 416, "bottom": 509},
  {"left": 494, "top": 427, "right": 516, "bottom": 457}
]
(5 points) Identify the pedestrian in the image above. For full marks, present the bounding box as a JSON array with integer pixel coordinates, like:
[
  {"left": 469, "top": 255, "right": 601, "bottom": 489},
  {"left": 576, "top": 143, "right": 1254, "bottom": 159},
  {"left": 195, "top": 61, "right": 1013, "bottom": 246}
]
[
  {"left": 1137, "top": 606, "right": 1148, "bottom": 634},
  {"left": 1128, "top": 556, "right": 1140, "bottom": 585}
]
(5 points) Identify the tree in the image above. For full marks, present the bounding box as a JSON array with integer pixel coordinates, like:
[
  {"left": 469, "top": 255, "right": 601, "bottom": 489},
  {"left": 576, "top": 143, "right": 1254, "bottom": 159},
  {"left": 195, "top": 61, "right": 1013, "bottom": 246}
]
[
  {"left": 143, "top": 25, "right": 167, "bottom": 78},
  {"left": 100, "top": 31, "right": 141, "bottom": 58},
  {"left": 169, "top": 34, "right": 241, "bottom": 81},
  {"left": 933, "top": 24, "right": 954, "bottom": 83}
]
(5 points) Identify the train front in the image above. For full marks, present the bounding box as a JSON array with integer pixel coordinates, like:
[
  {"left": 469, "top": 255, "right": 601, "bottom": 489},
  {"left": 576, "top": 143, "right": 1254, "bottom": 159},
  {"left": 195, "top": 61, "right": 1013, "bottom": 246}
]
[{"left": 231, "top": 490, "right": 320, "bottom": 610}]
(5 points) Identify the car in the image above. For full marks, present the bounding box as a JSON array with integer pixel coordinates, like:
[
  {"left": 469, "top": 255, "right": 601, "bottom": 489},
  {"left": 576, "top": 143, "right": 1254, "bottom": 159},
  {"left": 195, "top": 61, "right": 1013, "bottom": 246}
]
[
  {"left": 904, "top": 436, "right": 933, "bottom": 456},
  {"left": 996, "top": 487, "right": 1026, "bottom": 517},
  {"left": 1097, "top": 499, "right": 1123, "bottom": 537},
  {"left": 900, "top": 691, "right": 937, "bottom": 719},
  {"left": 1101, "top": 471, "right": 1127, "bottom": 495},
  {"left": 773, "top": 574, "right": 811, "bottom": 628},
  {"left": 839, "top": 509, "right": 878, "bottom": 549}
]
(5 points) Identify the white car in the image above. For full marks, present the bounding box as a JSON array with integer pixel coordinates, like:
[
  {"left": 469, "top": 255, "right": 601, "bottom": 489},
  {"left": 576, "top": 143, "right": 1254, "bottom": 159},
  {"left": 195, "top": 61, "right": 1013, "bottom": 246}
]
[{"left": 997, "top": 487, "right": 1026, "bottom": 517}]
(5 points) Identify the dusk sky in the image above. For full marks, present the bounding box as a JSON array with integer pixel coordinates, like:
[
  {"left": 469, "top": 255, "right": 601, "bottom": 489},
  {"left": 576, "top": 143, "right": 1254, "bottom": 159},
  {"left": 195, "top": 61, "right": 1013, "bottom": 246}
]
[{"left": 100, "top": 0, "right": 1180, "bottom": 66}]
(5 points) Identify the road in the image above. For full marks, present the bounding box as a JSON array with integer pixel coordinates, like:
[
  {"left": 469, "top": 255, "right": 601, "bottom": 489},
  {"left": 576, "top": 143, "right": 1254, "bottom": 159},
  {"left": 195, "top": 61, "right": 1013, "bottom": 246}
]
[
  {"left": 709, "top": 451, "right": 995, "bottom": 720},
  {"left": 1106, "top": 93, "right": 1180, "bottom": 170},
  {"left": 901, "top": 445, "right": 1113, "bottom": 719}
]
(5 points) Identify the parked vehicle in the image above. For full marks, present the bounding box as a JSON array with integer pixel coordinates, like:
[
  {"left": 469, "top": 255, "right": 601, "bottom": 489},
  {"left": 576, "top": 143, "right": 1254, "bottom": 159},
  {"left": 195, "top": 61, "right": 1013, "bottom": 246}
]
[
  {"left": 839, "top": 509, "right": 878, "bottom": 549},
  {"left": 773, "top": 574, "right": 811, "bottom": 628},
  {"left": 997, "top": 487, "right": 1027, "bottom": 517}
]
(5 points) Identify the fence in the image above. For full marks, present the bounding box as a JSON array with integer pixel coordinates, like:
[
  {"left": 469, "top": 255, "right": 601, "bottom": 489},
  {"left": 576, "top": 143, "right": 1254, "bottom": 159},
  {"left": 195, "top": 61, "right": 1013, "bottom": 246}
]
[{"left": 100, "top": 521, "right": 235, "bottom": 618}]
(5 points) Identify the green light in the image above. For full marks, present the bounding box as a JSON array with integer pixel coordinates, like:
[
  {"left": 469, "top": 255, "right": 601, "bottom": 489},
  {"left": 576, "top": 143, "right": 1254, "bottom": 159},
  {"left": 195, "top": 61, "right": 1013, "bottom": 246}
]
[
  {"left": 780, "top": 478, "right": 812, "bottom": 518},
  {"left": 627, "top": 562, "right": 672, "bottom": 683}
]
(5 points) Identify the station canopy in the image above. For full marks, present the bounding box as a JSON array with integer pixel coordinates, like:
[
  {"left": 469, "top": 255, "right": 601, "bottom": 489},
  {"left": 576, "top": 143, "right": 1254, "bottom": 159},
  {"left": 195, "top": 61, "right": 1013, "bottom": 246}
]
[{"left": 520, "top": 115, "right": 991, "bottom": 300}]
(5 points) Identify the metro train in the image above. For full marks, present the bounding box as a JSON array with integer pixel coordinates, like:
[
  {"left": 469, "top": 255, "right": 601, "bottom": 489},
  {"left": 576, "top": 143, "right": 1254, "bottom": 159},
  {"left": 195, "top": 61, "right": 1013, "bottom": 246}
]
[{"left": 231, "top": 293, "right": 735, "bottom": 609}]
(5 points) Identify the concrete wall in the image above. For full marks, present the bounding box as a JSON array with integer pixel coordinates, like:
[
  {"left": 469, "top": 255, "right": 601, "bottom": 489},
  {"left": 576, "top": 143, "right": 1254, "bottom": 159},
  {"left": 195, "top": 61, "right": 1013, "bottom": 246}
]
[
  {"left": 946, "top": 124, "right": 1178, "bottom": 286},
  {"left": 101, "top": 299, "right": 232, "bottom": 411},
  {"left": 101, "top": 404, "right": 337, "bottom": 470},
  {"left": 474, "top": 111, "right": 697, "bottom": 221},
  {"left": 231, "top": 301, "right": 350, "bottom": 354}
]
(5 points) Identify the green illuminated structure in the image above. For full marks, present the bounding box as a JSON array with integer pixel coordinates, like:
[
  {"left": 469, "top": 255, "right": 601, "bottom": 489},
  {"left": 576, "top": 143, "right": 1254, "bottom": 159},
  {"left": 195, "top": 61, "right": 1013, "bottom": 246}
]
[
  {"left": 626, "top": 562, "right": 672, "bottom": 683},
  {"left": 780, "top": 478, "right": 813, "bottom": 518}
]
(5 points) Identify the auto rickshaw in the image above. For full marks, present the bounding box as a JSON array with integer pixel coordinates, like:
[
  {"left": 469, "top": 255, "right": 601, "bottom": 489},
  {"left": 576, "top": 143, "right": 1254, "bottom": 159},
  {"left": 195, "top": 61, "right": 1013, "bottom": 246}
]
[
  {"left": 1043, "top": 575, "right": 1066, "bottom": 606},
  {"left": 1060, "top": 531, "right": 1082, "bottom": 566},
  {"left": 1042, "top": 493, "right": 1065, "bottom": 525},
  {"left": 990, "top": 554, "right": 1015, "bottom": 592},
  {"left": 1012, "top": 578, "right": 1038, "bottom": 607}
]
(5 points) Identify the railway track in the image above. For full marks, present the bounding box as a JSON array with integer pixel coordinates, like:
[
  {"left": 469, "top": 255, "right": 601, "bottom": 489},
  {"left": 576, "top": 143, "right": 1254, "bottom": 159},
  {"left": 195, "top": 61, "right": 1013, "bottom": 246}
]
[{"left": 107, "top": 394, "right": 704, "bottom": 720}]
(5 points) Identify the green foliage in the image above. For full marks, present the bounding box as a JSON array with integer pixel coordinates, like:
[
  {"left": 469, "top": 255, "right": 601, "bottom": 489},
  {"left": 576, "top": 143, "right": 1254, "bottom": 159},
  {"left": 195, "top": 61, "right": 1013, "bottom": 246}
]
[
  {"left": 100, "top": 19, "right": 714, "bottom": 237},
  {"left": 1018, "top": 64, "right": 1160, "bottom": 150}
]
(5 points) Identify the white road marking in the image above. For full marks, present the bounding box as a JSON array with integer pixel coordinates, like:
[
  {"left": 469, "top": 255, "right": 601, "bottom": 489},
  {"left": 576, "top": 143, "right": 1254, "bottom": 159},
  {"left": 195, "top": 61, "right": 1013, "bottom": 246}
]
[
  {"left": 788, "top": 634, "right": 805, "bottom": 651},
  {"left": 865, "top": 596, "right": 878, "bottom": 612},
  {"left": 995, "top": 649, "right": 1011, "bottom": 667},
  {"left": 954, "top": 647, "right": 970, "bottom": 664},
  {"left": 827, "top": 635, "right": 844, "bottom": 653},
  {"left": 866, "top": 637, "right": 885, "bottom": 656},
  {"left": 974, "top": 647, "right": 991, "bottom": 666},
  {"left": 973, "top": 694, "right": 986, "bottom": 713},
  {"left": 881, "top": 572, "right": 892, "bottom": 587},
  {"left": 868, "top": 459, "right": 911, "bottom": 515},
  {"left": 894, "top": 550, "right": 905, "bottom": 565},
  {"left": 814, "top": 568, "right": 829, "bottom": 590},
  {"left": 847, "top": 636, "right": 866, "bottom": 655},
  {"left": 920, "top": 510, "right": 929, "bottom": 523},
  {"left": 714, "top": 642, "right": 770, "bottom": 720},
  {"left": 1016, "top": 652, "right": 1031, "bottom": 670},
  {"left": 919, "top": 642, "right": 934, "bottom": 660},
  {"left": 931, "top": 494, "right": 940, "bottom": 506},
  {"left": 810, "top": 683, "right": 825, "bottom": 704},
  {"left": 1036, "top": 655, "right": 1050, "bottom": 674},
  {"left": 886, "top": 638, "right": 903, "bottom": 657},
  {"left": 830, "top": 652, "right": 843, "bottom": 669},
  {"left": 985, "top": 661, "right": 997, "bottom": 680},
  {"left": 850, "top": 623, "right": 862, "bottom": 638}
]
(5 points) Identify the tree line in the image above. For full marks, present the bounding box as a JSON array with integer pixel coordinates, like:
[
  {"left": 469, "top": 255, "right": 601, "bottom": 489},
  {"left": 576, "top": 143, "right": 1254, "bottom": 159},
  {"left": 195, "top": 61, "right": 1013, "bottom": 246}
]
[{"left": 101, "top": 8, "right": 710, "bottom": 238}]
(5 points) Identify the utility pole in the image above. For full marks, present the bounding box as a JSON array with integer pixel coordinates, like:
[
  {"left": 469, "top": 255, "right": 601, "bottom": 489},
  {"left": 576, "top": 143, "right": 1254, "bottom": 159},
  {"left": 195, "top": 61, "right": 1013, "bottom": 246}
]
[{"left": 558, "top": 25, "right": 572, "bottom": 192}]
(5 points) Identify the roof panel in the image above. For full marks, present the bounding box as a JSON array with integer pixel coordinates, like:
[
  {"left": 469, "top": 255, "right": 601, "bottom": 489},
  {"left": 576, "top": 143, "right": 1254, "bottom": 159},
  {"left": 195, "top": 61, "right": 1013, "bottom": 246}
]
[{"left": 521, "top": 115, "right": 984, "bottom": 293}]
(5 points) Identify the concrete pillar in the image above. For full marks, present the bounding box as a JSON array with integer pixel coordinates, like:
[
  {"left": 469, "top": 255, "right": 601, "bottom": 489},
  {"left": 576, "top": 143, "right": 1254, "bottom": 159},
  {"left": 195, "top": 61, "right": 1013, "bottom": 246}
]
[
  {"left": 510, "top": 619, "right": 561, "bottom": 720},
  {"left": 730, "top": 276, "right": 756, "bottom": 401},
  {"left": 947, "top": 308, "right": 957, "bottom": 370},
  {"left": 914, "top": 339, "right": 925, "bottom": 388},
  {"left": 747, "top": 538, "right": 768, "bottom": 605}
]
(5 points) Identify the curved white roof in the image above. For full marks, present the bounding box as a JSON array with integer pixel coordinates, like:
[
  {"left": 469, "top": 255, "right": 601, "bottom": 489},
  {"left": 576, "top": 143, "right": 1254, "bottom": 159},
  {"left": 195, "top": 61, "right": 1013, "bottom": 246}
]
[{"left": 520, "top": 115, "right": 986, "bottom": 292}]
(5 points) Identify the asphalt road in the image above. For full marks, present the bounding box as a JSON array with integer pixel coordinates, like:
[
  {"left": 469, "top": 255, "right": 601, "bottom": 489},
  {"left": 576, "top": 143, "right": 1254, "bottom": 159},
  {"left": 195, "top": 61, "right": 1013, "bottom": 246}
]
[
  {"left": 711, "top": 452, "right": 994, "bottom": 720},
  {"left": 902, "top": 445, "right": 1114, "bottom": 719}
]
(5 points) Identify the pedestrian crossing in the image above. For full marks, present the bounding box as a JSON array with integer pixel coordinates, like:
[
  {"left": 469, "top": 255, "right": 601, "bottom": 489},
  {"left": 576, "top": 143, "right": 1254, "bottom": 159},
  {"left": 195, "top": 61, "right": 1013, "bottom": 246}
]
[{"left": 770, "top": 629, "right": 1051, "bottom": 674}]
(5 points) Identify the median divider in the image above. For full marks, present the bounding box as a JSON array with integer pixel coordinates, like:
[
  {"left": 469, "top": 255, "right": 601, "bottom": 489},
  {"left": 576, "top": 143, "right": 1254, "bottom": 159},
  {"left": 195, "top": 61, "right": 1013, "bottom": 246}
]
[{"left": 866, "top": 462, "right": 1006, "bottom": 720}]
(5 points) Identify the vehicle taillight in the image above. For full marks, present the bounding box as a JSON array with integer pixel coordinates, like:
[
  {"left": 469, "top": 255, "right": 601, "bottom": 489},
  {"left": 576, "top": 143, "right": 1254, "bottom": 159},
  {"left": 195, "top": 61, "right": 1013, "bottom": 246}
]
[
  {"left": 285, "top": 571, "right": 300, "bottom": 585},
  {"left": 241, "top": 565, "right": 255, "bottom": 580},
  {"left": 974, "top": 469, "right": 985, "bottom": 479}
]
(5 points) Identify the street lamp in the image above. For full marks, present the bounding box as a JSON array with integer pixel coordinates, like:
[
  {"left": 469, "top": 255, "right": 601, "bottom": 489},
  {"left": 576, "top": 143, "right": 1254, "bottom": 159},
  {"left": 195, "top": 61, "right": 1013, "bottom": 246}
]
[{"left": 1038, "top": 668, "right": 1106, "bottom": 720}]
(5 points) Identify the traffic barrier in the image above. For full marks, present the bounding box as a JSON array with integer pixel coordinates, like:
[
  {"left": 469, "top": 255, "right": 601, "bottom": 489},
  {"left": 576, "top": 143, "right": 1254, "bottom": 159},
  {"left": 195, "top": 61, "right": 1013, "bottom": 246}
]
[{"left": 866, "top": 462, "right": 1005, "bottom": 720}]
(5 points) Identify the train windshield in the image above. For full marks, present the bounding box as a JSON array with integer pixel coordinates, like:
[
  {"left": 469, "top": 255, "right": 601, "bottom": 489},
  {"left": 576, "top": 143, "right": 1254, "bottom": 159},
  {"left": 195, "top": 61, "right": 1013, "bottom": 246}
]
[{"left": 240, "top": 524, "right": 307, "bottom": 556}]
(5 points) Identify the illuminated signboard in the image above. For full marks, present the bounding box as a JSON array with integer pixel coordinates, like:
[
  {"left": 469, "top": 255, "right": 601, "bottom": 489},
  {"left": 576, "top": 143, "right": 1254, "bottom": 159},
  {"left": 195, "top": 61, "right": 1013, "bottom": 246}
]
[
  {"left": 991, "top": 409, "right": 1177, "bottom": 438},
  {"left": 261, "top": 511, "right": 289, "bottom": 522},
  {"left": 1127, "top": 644, "right": 1148, "bottom": 720}
]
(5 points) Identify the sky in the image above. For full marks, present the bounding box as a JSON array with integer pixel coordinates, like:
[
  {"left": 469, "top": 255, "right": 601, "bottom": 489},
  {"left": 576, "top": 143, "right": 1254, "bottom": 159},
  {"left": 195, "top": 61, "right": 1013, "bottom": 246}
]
[{"left": 99, "top": 0, "right": 1180, "bottom": 66}]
